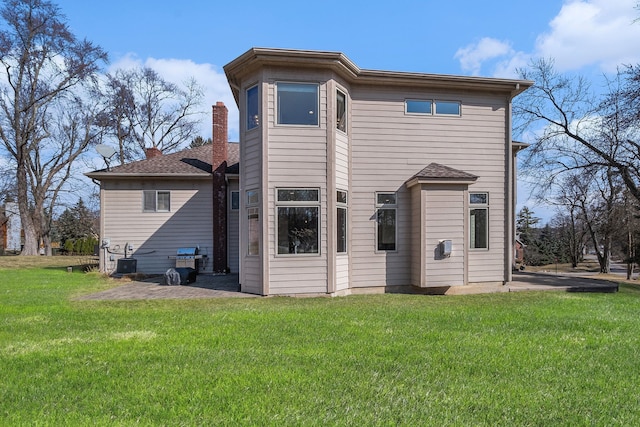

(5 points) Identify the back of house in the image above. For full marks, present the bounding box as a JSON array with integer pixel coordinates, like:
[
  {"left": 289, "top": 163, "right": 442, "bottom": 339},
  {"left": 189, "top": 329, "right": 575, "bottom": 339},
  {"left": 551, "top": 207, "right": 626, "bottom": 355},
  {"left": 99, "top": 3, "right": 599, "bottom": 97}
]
[{"left": 224, "top": 47, "right": 532, "bottom": 296}]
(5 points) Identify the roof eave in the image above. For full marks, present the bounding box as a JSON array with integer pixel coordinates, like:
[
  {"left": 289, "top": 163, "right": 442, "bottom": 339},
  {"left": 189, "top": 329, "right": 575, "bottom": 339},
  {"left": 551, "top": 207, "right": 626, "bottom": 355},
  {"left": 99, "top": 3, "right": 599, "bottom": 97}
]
[
  {"left": 224, "top": 47, "right": 533, "bottom": 104},
  {"left": 85, "top": 172, "right": 213, "bottom": 180},
  {"left": 406, "top": 177, "right": 478, "bottom": 188}
]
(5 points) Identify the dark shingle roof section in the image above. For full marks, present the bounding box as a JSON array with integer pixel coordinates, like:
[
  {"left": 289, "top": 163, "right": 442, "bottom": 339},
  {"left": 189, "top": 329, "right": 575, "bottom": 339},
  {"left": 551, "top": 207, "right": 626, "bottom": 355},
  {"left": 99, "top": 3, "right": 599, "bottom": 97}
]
[
  {"left": 411, "top": 163, "right": 478, "bottom": 181},
  {"left": 87, "top": 143, "right": 239, "bottom": 178}
]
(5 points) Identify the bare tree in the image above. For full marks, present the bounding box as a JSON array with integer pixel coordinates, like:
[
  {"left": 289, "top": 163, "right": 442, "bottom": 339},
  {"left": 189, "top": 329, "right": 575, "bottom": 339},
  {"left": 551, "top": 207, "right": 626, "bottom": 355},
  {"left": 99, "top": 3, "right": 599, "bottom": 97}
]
[
  {"left": 105, "top": 67, "right": 204, "bottom": 161},
  {"left": 0, "top": 0, "right": 107, "bottom": 255},
  {"left": 515, "top": 59, "right": 640, "bottom": 206}
]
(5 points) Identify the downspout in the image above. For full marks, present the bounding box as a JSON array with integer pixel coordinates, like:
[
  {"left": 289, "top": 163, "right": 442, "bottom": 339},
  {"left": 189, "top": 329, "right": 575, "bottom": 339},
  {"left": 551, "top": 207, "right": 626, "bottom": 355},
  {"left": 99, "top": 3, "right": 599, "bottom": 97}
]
[{"left": 505, "top": 84, "right": 519, "bottom": 284}]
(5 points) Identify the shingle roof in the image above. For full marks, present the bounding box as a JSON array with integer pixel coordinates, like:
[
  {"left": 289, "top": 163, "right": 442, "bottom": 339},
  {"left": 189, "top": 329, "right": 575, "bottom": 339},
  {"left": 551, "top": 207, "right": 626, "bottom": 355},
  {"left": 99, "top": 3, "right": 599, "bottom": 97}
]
[
  {"left": 86, "top": 143, "right": 239, "bottom": 178},
  {"left": 405, "top": 163, "right": 478, "bottom": 187},
  {"left": 412, "top": 163, "right": 478, "bottom": 181}
]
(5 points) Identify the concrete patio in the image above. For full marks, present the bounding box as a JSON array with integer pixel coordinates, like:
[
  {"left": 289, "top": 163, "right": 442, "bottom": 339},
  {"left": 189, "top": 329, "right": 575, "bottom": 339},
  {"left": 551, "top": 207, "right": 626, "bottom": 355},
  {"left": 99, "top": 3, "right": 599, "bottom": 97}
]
[{"left": 75, "top": 271, "right": 619, "bottom": 301}]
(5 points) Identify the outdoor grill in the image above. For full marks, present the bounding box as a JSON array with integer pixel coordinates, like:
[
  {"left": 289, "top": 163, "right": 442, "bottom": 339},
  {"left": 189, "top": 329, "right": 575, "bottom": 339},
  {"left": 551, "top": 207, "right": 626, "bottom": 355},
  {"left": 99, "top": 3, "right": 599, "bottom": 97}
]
[{"left": 171, "top": 247, "right": 203, "bottom": 272}]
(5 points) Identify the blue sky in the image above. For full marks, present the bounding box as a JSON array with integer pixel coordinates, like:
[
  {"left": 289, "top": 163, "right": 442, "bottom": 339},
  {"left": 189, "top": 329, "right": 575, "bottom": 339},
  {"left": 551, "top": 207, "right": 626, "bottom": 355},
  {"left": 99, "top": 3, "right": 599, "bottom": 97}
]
[{"left": 54, "top": 0, "right": 640, "bottom": 219}]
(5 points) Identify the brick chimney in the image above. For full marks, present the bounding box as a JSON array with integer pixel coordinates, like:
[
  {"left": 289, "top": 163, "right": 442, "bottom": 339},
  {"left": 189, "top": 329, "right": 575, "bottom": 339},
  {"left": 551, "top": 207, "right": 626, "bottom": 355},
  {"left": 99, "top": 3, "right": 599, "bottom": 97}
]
[
  {"left": 212, "top": 101, "right": 228, "bottom": 170},
  {"left": 212, "top": 102, "right": 228, "bottom": 273},
  {"left": 144, "top": 147, "right": 162, "bottom": 159}
]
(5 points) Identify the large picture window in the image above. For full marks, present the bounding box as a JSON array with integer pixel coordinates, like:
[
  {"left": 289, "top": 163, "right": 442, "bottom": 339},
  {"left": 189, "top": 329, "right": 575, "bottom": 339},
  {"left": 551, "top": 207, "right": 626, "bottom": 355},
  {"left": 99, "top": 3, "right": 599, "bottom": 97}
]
[
  {"left": 277, "top": 82, "right": 319, "bottom": 126},
  {"left": 143, "top": 190, "right": 170, "bottom": 212},
  {"left": 246, "top": 85, "right": 259, "bottom": 130},
  {"left": 277, "top": 188, "right": 320, "bottom": 255},
  {"left": 470, "top": 192, "right": 489, "bottom": 249},
  {"left": 376, "top": 192, "right": 396, "bottom": 251}
]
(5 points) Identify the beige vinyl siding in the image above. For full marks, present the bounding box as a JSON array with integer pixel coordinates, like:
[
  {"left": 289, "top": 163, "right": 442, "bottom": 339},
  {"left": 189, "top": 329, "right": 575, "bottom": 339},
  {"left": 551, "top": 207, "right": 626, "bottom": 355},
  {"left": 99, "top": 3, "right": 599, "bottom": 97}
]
[
  {"left": 410, "top": 185, "right": 424, "bottom": 286},
  {"left": 101, "top": 179, "right": 213, "bottom": 274},
  {"left": 335, "top": 118, "right": 350, "bottom": 291},
  {"left": 239, "top": 77, "right": 265, "bottom": 294},
  {"left": 349, "top": 87, "right": 508, "bottom": 288},
  {"left": 424, "top": 185, "right": 466, "bottom": 287},
  {"left": 264, "top": 75, "right": 329, "bottom": 294},
  {"left": 336, "top": 132, "right": 349, "bottom": 190}
]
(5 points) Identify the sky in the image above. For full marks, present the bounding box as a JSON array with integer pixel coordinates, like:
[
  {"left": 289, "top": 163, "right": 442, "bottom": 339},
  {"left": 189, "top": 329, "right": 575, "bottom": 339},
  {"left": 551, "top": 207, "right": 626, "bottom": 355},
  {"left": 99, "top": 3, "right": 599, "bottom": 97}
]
[{"left": 53, "top": 0, "right": 640, "bottom": 219}]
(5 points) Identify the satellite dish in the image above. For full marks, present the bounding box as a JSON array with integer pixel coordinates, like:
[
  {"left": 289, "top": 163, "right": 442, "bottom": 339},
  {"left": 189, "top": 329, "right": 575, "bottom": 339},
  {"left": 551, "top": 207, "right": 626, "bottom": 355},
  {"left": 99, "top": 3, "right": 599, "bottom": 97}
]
[{"left": 95, "top": 144, "right": 117, "bottom": 170}]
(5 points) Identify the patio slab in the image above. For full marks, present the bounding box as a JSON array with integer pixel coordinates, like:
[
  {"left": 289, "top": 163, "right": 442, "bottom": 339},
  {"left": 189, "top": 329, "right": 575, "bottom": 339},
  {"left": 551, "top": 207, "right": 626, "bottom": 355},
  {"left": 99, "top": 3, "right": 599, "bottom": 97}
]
[
  {"left": 76, "top": 273, "right": 258, "bottom": 300},
  {"left": 76, "top": 271, "right": 619, "bottom": 301}
]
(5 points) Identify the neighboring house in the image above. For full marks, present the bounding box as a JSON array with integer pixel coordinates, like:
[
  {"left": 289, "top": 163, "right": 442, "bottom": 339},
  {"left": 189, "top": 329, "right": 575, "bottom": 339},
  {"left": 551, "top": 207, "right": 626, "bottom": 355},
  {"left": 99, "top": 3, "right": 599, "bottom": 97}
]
[
  {"left": 1, "top": 200, "right": 21, "bottom": 254},
  {"left": 89, "top": 47, "right": 532, "bottom": 296},
  {"left": 87, "top": 103, "right": 240, "bottom": 274}
]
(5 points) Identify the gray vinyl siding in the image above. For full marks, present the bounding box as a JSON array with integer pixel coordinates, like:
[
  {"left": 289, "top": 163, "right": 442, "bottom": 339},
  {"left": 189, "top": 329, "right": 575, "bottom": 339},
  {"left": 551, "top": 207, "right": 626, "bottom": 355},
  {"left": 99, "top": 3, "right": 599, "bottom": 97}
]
[
  {"left": 349, "top": 87, "right": 508, "bottom": 287},
  {"left": 100, "top": 179, "right": 213, "bottom": 274},
  {"left": 265, "top": 75, "right": 329, "bottom": 294}
]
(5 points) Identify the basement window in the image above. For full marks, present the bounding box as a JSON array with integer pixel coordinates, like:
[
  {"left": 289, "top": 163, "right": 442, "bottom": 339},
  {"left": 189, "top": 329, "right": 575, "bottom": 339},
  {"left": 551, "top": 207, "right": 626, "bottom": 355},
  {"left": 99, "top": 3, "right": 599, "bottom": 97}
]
[{"left": 143, "top": 190, "right": 170, "bottom": 212}]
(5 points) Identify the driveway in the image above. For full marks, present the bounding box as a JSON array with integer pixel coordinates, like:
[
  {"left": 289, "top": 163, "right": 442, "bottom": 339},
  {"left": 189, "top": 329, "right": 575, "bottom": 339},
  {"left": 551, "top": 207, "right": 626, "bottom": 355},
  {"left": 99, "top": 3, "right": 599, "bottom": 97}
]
[{"left": 509, "top": 271, "right": 618, "bottom": 293}]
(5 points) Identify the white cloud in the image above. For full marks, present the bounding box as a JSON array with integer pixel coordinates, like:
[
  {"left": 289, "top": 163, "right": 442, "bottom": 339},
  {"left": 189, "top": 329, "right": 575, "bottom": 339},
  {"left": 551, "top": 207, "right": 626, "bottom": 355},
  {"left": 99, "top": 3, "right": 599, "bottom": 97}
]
[
  {"left": 108, "top": 54, "right": 239, "bottom": 141},
  {"left": 535, "top": 0, "right": 640, "bottom": 72},
  {"left": 454, "top": 37, "right": 514, "bottom": 76},
  {"left": 455, "top": 0, "right": 640, "bottom": 77}
]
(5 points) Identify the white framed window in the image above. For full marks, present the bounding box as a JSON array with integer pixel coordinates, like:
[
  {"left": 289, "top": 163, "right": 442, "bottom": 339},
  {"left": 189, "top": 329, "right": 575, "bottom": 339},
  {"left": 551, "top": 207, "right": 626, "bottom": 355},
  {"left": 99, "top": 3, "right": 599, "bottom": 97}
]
[
  {"left": 246, "top": 84, "right": 259, "bottom": 130},
  {"left": 246, "top": 189, "right": 259, "bottom": 256},
  {"left": 276, "top": 82, "right": 319, "bottom": 126},
  {"left": 336, "top": 89, "right": 347, "bottom": 133},
  {"left": 470, "top": 192, "right": 489, "bottom": 250},
  {"left": 375, "top": 192, "right": 396, "bottom": 251},
  {"left": 405, "top": 99, "right": 461, "bottom": 116},
  {"left": 337, "top": 190, "right": 348, "bottom": 254},
  {"left": 405, "top": 99, "right": 432, "bottom": 115},
  {"left": 276, "top": 188, "right": 320, "bottom": 255},
  {"left": 230, "top": 191, "right": 239, "bottom": 210},
  {"left": 435, "top": 100, "right": 461, "bottom": 116},
  {"left": 143, "top": 190, "right": 170, "bottom": 212}
]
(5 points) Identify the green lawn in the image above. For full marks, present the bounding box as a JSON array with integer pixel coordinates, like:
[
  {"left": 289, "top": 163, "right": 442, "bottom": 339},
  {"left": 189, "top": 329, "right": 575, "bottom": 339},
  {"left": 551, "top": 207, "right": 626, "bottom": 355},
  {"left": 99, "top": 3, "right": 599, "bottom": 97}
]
[{"left": 2, "top": 262, "right": 640, "bottom": 425}]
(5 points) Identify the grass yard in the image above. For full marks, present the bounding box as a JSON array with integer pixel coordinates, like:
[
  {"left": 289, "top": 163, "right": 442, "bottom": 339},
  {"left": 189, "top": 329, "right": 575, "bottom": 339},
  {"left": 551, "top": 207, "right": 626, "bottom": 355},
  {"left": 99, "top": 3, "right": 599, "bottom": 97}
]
[{"left": 2, "top": 259, "right": 640, "bottom": 425}]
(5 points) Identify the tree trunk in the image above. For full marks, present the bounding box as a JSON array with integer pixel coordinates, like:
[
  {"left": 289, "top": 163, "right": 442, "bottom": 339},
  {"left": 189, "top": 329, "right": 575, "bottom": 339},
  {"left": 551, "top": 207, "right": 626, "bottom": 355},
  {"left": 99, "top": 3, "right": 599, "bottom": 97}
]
[{"left": 16, "top": 163, "right": 39, "bottom": 255}]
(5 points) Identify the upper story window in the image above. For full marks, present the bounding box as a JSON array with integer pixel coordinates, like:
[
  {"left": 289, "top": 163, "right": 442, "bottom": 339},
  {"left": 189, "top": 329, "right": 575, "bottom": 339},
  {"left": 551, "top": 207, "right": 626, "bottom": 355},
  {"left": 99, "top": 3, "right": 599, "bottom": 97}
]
[
  {"left": 405, "top": 99, "right": 461, "bottom": 116},
  {"left": 406, "top": 99, "right": 432, "bottom": 114},
  {"left": 470, "top": 192, "right": 489, "bottom": 250},
  {"left": 143, "top": 190, "right": 170, "bottom": 212},
  {"left": 246, "top": 85, "right": 259, "bottom": 130},
  {"left": 276, "top": 82, "right": 319, "bottom": 126},
  {"left": 435, "top": 100, "right": 461, "bottom": 116},
  {"left": 336, "top": 90, "right": 347, "bottom": 133}
]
